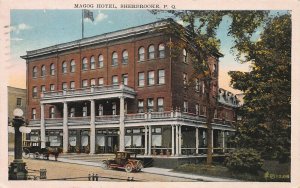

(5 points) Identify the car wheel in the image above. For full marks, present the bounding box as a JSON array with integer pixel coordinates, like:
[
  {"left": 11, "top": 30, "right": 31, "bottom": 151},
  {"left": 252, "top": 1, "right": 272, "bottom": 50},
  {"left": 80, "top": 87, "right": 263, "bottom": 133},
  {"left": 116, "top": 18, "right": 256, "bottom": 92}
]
[
  {"left": 102, "top": 161, "right": 109, "bottom": 170},
  {"left": 34, "top": 152, "right": 40, "bottom": 159},
  {"left": 22, "top": 148, "right": 30, "bottom": 159},
  {"left": 125, "top": 163, "right": 133, "bottom": 173}
]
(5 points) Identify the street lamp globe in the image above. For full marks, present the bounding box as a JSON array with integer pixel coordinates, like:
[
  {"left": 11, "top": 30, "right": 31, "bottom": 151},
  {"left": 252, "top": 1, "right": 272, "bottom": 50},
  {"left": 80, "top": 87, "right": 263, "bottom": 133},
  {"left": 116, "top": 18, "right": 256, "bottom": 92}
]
[{"left": 13, "top": 108, "right": 24, "bottom": 117}]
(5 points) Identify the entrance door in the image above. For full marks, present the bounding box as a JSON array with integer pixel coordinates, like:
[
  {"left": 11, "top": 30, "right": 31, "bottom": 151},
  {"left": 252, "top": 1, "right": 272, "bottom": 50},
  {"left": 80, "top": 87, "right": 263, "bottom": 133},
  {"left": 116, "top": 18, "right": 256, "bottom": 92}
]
[
  {"left": 80, "top": 130, "right": 90, "bottom": 153},
  {"left": 106, "top": 136, "right": 118, "bottom": 153}
]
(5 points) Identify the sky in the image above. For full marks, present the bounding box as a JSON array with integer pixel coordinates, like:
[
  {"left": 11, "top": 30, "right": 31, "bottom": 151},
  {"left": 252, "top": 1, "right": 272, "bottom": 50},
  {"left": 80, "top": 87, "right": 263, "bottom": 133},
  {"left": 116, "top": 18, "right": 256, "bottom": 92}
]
[{"left": 8, "top": 10, "right": 285, "bottom": 93}]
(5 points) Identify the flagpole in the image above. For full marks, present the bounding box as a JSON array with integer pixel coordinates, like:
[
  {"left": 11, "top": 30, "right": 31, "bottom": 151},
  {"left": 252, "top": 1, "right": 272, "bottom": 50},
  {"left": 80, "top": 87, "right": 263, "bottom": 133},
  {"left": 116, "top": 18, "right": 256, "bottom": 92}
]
[{"left": 82, "top": 9, "right": 84, "bottom": 39}]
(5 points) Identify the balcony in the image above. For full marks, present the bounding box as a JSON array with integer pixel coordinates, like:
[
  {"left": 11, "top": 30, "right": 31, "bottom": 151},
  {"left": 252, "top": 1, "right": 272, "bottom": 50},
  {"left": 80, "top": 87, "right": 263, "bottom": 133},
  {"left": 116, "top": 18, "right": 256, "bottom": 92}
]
[
  {"left": 28, "top": 112, "right": 236, "bottom": 129},
  {"left": 40, "top": 84, "right": 136, "bottom": 103}
]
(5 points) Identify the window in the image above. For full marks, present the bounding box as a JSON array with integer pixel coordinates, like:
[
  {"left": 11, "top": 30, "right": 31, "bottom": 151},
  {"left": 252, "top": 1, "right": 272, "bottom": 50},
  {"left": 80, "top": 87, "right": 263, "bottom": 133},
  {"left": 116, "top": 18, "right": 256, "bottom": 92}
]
[
  {"left": 50, "top": 63, "right": 55, "bottom": 75},
  {"left": 32, "top": 108, "right": 36, "bottom": 120},
  {"left": 214, "top": 109, "right": 218, "bottom": 118},
  {"left": 122, "top": 74, "right": 128, "bottom": 85},
  {"left": 70, "top": 81, "right": 75, "bottom": 89},
  {"left": 90, "top": 56, "right": 95, "bottom": 69},
  {"left": 98, "top": 54, "right": 104, "bottom": 68},
  {"left": 183, "top": 73, "right": 188, "bottom": 86},
  {"left": 195, "top": 78, "right": 200, "bottom": 91},
  {"left": 183, "top": 101, "right": 188, "bottom": 112},
  {"left": 90, "top": 78, "right": 96, "bottom": 86},
  {"left": 202, "top": 81, "right": 205, "bottom": 94},
  {"left": 82, "top": 57, "right": 88, "bottom": 70},
  {"left": 147, "top": 98, "right": 154, "bottom": 112},
  {"left": 70, "top": 60, "right": 75, "bottom": 73},
  {"left": 98, "top": 104, "right": 103, "bottom": 116},
  {"left": 203, "top": 106, "right": 207, "bottom": 116},
  {"left": 41, "top": 65, "right": 46, "bottom": 76},
  {"left": 138, "top": 47, "right": 145, "bottom": 61},
  {"left": 70, "top": 107, "right": 75, "bottom": 117},
  {"left": 213, "top": 64, "right": 217, "bottom": 74},
  {"left": 98, "top": 77, "right": 104, "bottom": 86},
  {"left": 33, "top": 66, "right": 37, "bottom": 78},
  {"left": 122, "top": 50, "right": 128, "bottom": 64},
  {"left": 112, "top": 52, "right": 118, "bottom": 66},
  {"left": 112, "top": 75, "right": 118, "bottom": 85},
  {"left": 112, "top": 102, "right": 117, "bottom": 115},
  {"left": 157, "top": 98, "right": 164, "bottom": 112},
  {"left": 82, "top": 79, "right": 88, "bottom": 88},
  {"left": 148, "top": 45, "right": 155, "bottom": 59},
  {"left": 148, "top": 71, "right": 155, "bottom": 86},
  {"left": 62, "top": 62, "right": 67, "bottom": 73},
  {"left": 32, "top": 87, "right": 37, "bottom": 98},
  {"left": 158, "top": 43, "right": 165, "bottom": 58},
  {"left": 138, "top": 100, "right": 144, "bottom": 113},
  {"left": 50, "top": 107, "right": 55, "bottom": 119},
  {"left": 41, "top": 85, "right": 46, "bottom": 93},
  {"left": 17, "top": 98, "right": 22, "bottom": 106},
  {"left": 183, "top": 48, "right": 187, "bottom": 62},
  {"left": 83, "top": 106, "right": 88, "bottom": 117},
  {"left": 50, "top": 84, "right": 55, "bottom": 91},
  {"left": 62, "top": 82, "right": 67, "bottom": 90},
  {"left": 138, "top": 72, "right": 145, "bottom": 87},
  {"left": 158, "top": 69, "right": 165, "bottom": 84},
  {"left": 195, "top": 104, "right": 199, "bottom": 115}
]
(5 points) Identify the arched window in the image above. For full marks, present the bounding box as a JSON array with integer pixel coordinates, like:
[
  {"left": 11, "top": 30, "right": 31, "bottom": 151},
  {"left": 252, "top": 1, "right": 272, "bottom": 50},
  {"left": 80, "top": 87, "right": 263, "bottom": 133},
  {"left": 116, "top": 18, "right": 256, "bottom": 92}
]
[
  {"left": 70, "top": 60, "right": 75, "bottom": 72},
  {"left": 158, "top": 43, "right": 165, "bottom": 58},
  {"left": 148, "top": 45, "right": 155, "bottom": 59},
  {"left": 122, "top": 50, "right": 128, "bottom": 64},
  {"left": 82, "top": 57, "right": 88, "bottom": 70},
  {"left": 50, "top": 64, "right": 55, "bottom": 75},
  {"left": 33, "top": 66, "right": 37, "bottom": 78},
  {"left": 112, "top": 52, "right": 118, "bottom": 66},
  {"left": 183, "top": 48, "right": 187, "bottom": 62},
  {"left": 62, "top": 62, "right": 67, "bottom": 73},
  {"left": 138, "top": 47, "right": 145, "bottom": 61},
  {"left": 90, "top": 56, "right": 95, "bottom": 69},
  {"left": 41, "top": 65, "right": 46, "bottom": 76},
  {"left": 98, "top": 54, "right": 103, "bottom": 68}
]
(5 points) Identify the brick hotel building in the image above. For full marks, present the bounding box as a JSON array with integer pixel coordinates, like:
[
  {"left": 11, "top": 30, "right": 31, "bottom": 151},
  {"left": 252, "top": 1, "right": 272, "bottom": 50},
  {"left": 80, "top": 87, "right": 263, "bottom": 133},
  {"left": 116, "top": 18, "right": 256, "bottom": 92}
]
[{"left": 22, "top": 19, "right": 239, "bottom": 157}]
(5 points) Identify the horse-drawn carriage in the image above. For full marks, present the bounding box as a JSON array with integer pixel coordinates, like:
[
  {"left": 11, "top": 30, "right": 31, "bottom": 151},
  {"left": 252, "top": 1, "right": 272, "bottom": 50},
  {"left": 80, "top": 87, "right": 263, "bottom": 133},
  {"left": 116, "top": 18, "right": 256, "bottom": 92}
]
[{"left": 22, "top": 140, "right": 62, "bottom": 160}]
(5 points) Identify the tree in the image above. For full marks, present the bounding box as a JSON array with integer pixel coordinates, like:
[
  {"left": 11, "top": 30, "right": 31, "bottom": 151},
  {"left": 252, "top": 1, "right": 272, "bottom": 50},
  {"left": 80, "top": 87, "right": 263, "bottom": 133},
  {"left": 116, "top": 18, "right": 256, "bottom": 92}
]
[
  {"left": 228, "top": 14, "right": 291, "bottom": 161},
  {"left": 151, "top": 10, "right": 270, "bottom": 165}
]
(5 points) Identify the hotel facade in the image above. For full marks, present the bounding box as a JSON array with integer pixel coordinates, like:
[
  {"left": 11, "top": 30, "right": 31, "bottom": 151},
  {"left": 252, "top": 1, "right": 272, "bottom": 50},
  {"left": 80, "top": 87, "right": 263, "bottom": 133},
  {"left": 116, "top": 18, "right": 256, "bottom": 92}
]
[{"left": 22, "top": 20, "right": 239, "bottom": 157}]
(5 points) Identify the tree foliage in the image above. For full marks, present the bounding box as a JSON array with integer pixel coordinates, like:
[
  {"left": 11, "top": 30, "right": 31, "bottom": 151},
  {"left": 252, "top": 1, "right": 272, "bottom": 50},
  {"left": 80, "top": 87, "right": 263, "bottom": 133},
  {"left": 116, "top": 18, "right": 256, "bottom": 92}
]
[{"left": 229, "top": 14, "right": 291, "bottom": 160}]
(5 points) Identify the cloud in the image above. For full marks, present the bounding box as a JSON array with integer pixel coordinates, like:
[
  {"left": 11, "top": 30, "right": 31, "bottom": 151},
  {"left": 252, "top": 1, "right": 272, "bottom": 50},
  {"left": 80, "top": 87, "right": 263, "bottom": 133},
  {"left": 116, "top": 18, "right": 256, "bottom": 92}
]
[
  {"left": 11, "top": 37, "right": 24, "bottom": 41},
  {"left": 95, "top": 11, "right": 108, "bottom": 23},
  {"left": 10, "top": 23, "right": 32, "bottom": 34}
]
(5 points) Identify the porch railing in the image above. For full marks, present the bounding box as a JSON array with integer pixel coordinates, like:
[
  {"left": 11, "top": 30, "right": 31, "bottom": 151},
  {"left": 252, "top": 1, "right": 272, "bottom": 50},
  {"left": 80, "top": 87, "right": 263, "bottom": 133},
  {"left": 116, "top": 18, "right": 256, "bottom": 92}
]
[
  {"left": 68, "top": 117, "right": 91, "bottom": 124},
  {"left": 45, "top": 118, "right": 63, "bottom": 125},
  {"left": 95, "top": 115, "right": 120, "bottom": 122}
]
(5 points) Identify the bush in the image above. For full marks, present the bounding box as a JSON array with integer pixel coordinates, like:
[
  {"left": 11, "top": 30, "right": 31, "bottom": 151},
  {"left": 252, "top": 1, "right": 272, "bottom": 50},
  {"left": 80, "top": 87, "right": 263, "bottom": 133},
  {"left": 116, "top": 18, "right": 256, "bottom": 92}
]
[{"left": 224, "top": 148, "right": 264, "bottom": 174}]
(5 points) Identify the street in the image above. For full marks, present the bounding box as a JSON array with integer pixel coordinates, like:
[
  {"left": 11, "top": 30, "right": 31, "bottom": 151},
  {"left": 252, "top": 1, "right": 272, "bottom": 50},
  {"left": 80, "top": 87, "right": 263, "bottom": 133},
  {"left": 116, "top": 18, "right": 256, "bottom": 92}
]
[{"left": 8, "top": 156, "right": 197, "bottom": 182}]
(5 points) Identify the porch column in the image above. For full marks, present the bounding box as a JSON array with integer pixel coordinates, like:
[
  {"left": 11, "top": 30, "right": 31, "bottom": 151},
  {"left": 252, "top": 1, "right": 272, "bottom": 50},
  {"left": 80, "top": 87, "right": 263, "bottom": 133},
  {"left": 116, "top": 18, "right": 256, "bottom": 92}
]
[
  {"left": 222, "top": 131, "right": 225, "bottom": 153},
  {"left": 175, "top": 125, "right": 179, "bottom": 156},
  {"left": 195, "top": 127, "right": 199, "bottom": 155},
  {"left": 63, "top": 101, "right": 68, "bottom": 153},
  {"left": 40, "top": 104, "right": 46, "bottom": 148},
  {"left": 148, "top": 125, "right": 152, "bottom": 155},
  {"left": 144, "top": 126, "right": 148, "bottom": 155},
  {"left": 211, "top": 129, "right": 214, "bottom": 153},
  {"left": 179, "top": 125, "right": 182, "bottom": 155},
  {"left": 119, "top": 96, "right": 125, "bottom": 152},
  {"left": 171, "top": 125, "right": 175, "bottom": 156},
  {"left": 90, "top": 99, "right": 95, "bottom": 154}
]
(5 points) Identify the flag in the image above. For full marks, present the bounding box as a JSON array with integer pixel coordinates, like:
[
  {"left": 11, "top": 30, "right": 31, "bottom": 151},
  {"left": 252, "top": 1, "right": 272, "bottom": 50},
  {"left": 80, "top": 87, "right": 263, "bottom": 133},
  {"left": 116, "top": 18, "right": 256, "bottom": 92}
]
[{"left": 83, "top": 9, "right": 94, "bottom": 22}]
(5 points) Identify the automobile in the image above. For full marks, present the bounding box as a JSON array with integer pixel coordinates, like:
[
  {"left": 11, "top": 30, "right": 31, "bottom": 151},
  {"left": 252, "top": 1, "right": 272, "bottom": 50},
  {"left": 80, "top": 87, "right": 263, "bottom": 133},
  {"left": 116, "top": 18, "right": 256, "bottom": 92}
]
[{"left": 102, "top": 151, "right": 143, "bottom": 173}]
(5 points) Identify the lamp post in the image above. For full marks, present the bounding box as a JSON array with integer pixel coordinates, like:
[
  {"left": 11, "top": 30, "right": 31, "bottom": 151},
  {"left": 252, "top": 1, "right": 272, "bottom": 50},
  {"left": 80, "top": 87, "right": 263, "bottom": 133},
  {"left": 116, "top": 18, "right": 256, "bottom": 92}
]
[{"left": 8, "top": 108, "right": 28, "bottom": 180}]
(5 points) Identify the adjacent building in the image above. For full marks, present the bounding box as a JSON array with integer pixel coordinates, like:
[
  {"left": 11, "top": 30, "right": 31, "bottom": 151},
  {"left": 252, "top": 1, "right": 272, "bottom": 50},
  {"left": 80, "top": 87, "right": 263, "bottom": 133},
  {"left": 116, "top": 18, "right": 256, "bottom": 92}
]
[
  {"left": 8, "top": 86, "right": 27, "bottom": 150},
  {"left": 21, "top": 19, "right": 238, "bottom": 156}
]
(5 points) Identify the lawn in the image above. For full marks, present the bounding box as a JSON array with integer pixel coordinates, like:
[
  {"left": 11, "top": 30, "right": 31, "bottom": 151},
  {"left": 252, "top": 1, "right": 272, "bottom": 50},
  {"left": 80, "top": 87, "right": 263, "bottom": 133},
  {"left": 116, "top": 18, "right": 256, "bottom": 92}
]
[{"left": 173, "top": 160, "right": 290, "bottom": 182}]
